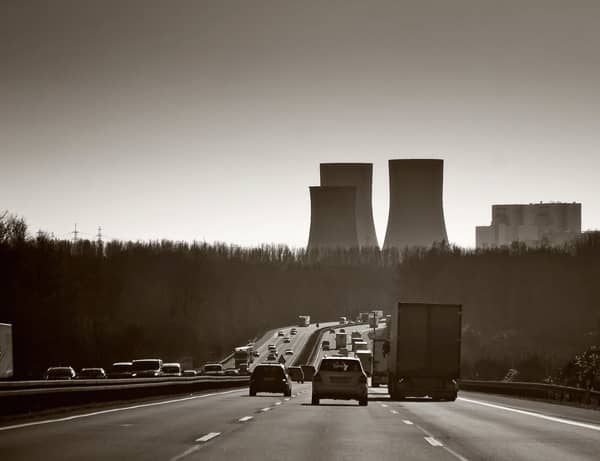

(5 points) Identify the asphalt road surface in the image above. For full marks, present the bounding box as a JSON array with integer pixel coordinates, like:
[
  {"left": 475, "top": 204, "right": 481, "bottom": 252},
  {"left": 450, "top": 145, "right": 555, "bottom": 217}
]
[{"left": 2, "top": 383, "right": 599, "bottom": 461}]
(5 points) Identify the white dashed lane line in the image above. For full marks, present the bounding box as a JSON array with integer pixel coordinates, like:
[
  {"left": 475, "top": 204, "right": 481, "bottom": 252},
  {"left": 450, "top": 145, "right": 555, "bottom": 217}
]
[
  {"left": 402, "top": 419, "right": 413, "bottom": 425},
  {"left": 260, "top": 407, "right": 271, "bottom": 412},
  {"left": 238, "top": 416, "right": 253, "bottom": 422},
  {"left": 390, "top": 410, "right": 399, "bottom": 415},
  {"left": 195, "top": 432, "right": 221, "bottom": 443},
  {"left": 424, "top": 436, "right": 443, "bottom": 447},
  {"left": 380, "top": 404, "right": 389, "bottom": 408},
  {"left": 274, "top": 401, "right": 282, "bottom": 406}
]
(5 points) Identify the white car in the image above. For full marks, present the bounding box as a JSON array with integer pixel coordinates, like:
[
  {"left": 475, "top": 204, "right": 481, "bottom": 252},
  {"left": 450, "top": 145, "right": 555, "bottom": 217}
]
[
  {"left": 284, "top": 349, "right": 294, "bottom": 355},
  {"left": 311, "top": 357, "right": 368, "bottom": 406}
]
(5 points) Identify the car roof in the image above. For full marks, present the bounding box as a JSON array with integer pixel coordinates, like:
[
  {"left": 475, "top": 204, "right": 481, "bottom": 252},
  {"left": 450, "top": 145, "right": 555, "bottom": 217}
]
[
  {"left": 81, "top": 367, "right": 103, "bottom": 371},
  {"left": 163, "top": 362, "right": 181, "bottom": 367},
  {"left": 48, "top": 366, "right": 73, "bottom": 370},
  {"left": 321, "top": 356, "right": 360, "bottom": 361},
  {"left": 112, "top": 362, "right": 132, "bottom": 366},
  {"left": 254, "top": 363, "right": 284, "bottom": 368}
]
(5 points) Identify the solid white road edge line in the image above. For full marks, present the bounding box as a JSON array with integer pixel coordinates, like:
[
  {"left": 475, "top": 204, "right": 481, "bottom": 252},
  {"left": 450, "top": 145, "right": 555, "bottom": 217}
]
[
  {"left": 195, "top": 432, "right": 221, "bottom": 443},
  {"left": 458, "top": 397, "right": 600, "bottom": 432},
  {"left": 238, "top": 416, "right": 253, "bottom": 422},
  {"left": 0, "top": 389, "right": 245, "bottom": 432},
  {"left": 424, "top": 436, "right": 443, "bottom": 447},
  {"left": 169, "top": 445, "right": 200, "bottom": 461}
]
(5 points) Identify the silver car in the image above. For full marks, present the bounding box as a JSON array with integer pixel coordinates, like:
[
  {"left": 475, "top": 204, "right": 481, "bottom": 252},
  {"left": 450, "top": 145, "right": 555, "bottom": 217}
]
[{"left": 311, "top": 357, "right": 368, "bottom": 406}]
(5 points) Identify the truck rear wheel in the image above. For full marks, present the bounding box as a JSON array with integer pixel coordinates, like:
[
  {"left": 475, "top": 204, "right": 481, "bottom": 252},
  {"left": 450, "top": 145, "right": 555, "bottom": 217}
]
[{"left": 311, "top": 395, "right": 320, "bottom": 405}]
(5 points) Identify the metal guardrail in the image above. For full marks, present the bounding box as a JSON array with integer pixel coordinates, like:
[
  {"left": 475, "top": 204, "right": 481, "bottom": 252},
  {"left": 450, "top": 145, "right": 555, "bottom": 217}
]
[
  {"left": 0, "top": 376, "right": 250, "bottom": 416},
  {"left": 459, "top": 379, "right": 600, "bottom": 408}
]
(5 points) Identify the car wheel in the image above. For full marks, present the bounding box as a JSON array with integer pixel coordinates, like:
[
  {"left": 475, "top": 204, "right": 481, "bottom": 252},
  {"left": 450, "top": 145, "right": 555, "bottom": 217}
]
[
  {"left": 249, "top": 388, "right": 256, "bottom": 396},
  {"left": 359, "top": 398, "right": 368, "bottom": 406},
  {"left": 284, "top": 389, "right": 292, "bottom": 397},
  {"left": 311, "top": 395, "right": 319, "bottom": 405}
]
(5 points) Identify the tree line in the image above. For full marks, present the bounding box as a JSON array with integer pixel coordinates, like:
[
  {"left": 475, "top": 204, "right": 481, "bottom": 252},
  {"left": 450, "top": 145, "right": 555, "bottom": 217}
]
[{"left": 1, "top": 211, "right": 598, "bottom": 385}]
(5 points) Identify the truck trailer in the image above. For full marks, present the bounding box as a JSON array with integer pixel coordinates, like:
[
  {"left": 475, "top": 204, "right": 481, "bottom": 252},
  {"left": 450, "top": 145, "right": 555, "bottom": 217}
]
[
  {"left": 388, "top": 302, "right": 461, "bottom": 401},
  {"left": 0, "top": 323, "right": 13, "bottom": 379},
  {"left": 335, "top": 332, "right": 347, "bottom": 350}
]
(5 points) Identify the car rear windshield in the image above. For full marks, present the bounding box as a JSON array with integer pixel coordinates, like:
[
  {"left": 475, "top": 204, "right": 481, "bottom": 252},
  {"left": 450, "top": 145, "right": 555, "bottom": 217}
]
[
  {"left": 112, "top": 364, "right": 131, "bottom": 371},
  {"left": 48, "top": 369, "right": 72, "bottom": 377},
  {"left": 132, "top": 361, "right": 161, "bottom": 371},
  {"left": 163, "top": 366, "right": 179, "bottom": 373},
  {"left": 319, "top": 360, "right": 361, "bottom": 372},
  {"left": 253, "top": 366, "right": 284, "bottom": 378},
  {"left": 204, "top": 365, "right": 222, "bottom": 372}
]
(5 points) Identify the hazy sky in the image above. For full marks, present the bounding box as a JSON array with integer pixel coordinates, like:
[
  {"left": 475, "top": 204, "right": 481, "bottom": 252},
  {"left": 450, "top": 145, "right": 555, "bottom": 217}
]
[{"left": 2, "top": 0, "right": 599, "bottom": 248}]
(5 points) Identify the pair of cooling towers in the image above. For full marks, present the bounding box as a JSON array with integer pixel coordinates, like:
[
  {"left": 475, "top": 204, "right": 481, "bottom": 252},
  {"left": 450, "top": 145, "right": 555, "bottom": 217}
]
[{"left": 307, "top": 159, "right": 448, "bottom": 251}]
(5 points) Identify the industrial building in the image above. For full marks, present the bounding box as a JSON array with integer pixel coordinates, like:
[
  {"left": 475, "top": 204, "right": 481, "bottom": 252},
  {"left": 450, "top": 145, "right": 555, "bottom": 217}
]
[
  {"left": 383, "top": 159, "right": 448, "bottom": 250},
  {"left": 320, "top": 163, "right": 379, "bottom": 249},
  {"left": 476, "top": 202, "right": 581, "bottom": 249}
]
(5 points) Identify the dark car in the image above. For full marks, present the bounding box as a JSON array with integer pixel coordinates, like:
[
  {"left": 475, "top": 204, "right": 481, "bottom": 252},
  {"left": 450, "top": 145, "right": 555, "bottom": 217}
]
[
  {"left": 267, "top": 352, "right": 278, "bottom": 361},
  {"left": 249, "top": 363, "right": 292, "bottom": 396},
  {"left": 287, "top": 366, "right": 305, "bottom": 383},
  {"left": 300, "top": 364, "right": 316, "bottom": 381},
  {"left": 77, "top": 368, "right": 107, "bottom": 379},
  {"left": 44, "top": 366, "right": 76, "bottom": 380},
  {"left": 108, "top": 362, "right": 133, "bottom": 379},
  {"left": 224, "top": 368, "right": 239, "bottom": 376}
]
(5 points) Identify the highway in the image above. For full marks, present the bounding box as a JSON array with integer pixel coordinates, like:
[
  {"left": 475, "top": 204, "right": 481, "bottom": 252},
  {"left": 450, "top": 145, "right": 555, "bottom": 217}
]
[
  {"left": 1, "top": 385, "right": 599, "bottom": 460},
  {"left": 2, "top": 322, "right": 599, "bottom": 460}
]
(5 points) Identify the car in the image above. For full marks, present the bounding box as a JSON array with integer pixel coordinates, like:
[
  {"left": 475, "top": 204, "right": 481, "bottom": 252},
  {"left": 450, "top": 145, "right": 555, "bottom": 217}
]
[
  {"left": 284, "top": 349, "right": 294, "bottom": 355},
  {"left": 321, "top": 340, "right": 330, "bottom": 350},
  {"left": 108, "top": 362, "right": 133, "bottom": 379},
  {"left": 253, "top": 351, "right": 260, "bottom": 357},
  {"left": 311, "top": 357, "right": 368, "bottom": 406},
  {"left": 290, "top": 329, "right": 297, "bottom": 335},
  {"left": 340, "top": 328, "right": 346, "bottom": 333},
  {"left": 224, "top": 368, "right": 239, "bottom": 376},
  {"left": 202, "top": 363, "right": 224, "bottom": 375},
  {"left": 182, "top": 369, "right": 197, "bottom": 377},
  {"left": 131, "top": 359, "right": 163, "bottom": 378},
  {"left": 287, "top": 366, "right": 305, "bottom": 383},
  {"left": 267, "top": 352, "right": 278, "bottom": 361},
  {"left": 283, "top": 337, "right": 291, "bottom": 343},
  {"left": 267, "top": 344, "right": 276, "bottom": 350},
  {"left": 77, "top": 367, "right": 107, "bottom": 379},
  {"left": 249, "top": 363, "right": 292, "bottom": 396},
  {"left": 277, "top": 330, "right": 284, "bottom": 337},
  {"left": 329, "top": 328, "right": 335, "bottom": 334},
  {"left": 44, "top": 366, "right": 76, "bottom": 380},
  {"left": 161, "top": 363, "right": 182, "bottom": 377}
]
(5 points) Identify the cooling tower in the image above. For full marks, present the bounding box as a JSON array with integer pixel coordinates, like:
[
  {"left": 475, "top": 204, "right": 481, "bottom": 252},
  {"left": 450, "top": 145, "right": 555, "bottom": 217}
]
[
  {"left": 383, "top": 159, "right": 448, "bottom": 250},
  {"left": 320, "top": 163, "right": 379, "bottom": 249},
  {"left": 307, "top": 186, "right": 359, "bottom": 251}
]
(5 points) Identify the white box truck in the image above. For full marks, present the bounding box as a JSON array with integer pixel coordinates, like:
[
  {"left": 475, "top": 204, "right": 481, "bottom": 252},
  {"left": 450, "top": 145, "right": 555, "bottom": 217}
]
[{"left": 388, "top": 302, "right": 462, "bottom": 401}]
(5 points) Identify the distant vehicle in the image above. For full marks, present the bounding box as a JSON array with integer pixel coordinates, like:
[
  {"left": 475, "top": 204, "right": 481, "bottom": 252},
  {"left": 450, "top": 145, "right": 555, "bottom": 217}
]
[
  {"left": 283, "top": 337, "right": 291, "bottom": 343},
  {"left": 338, "top": 348, "right": 349, "bottom": 357},
  {"left": 238, "top": 363, "right": 249, "bottom": 375},
  {"left": 287, "top": 366, "right": 305, "bottom": 383},
  {"left": 353, "top": 341, "right": 368, "bottom": 352},
  {"left": 224, "top": 368, "right": 239, "bottom": 376},
  {"left": 351, "top": 331, "right": 362, "bottom": 340},
  {"left": 77, "top": 368, "right": 107, "bottom": 379},
  {"left": 234, "top": 346, "right": 254, "bottom": 369},
  {"left": 0, "top": 323, "right": 13, "bottom": 378},
  {"left": 44, "top": 366, "right": 76, "bottom": 380},
  {"left": 182, "top": 369, "right": 197, "bottom": 377},
  {"left": 267, "top": 352, "right": 278, "bottom": 361},
  {"left": 253, "top": 351, "right": 260, "bottom": 357},
  {"left": 329, "top": 328, "right": 335, "bottom": 334},
  {"left": 249, "top": 363, "right": 292, "bottom": 396},
  {"left": 354, "top": 350, "right": 373, "bottom": 377},
  {"left": 108, "top": 362, "right": 133, "bottom": 379},
  {"left": 267, "top": 344, "right": 276, "bottom": 350},
  {"left": 161, "top": 363, "right": 182, "bottom": 377},
  {"left": 277, "top": 330, "right": 285, "bottom": 337},
  {"left": 339, "top": 316, "right": 347, "bottom": 325},
  {"left": 284, "top": 349, "right": 294, "bottom": 355},
  {"left": 312, "top": 357, "right": 368, "bottom": 406},
  {"left": 372, "top": 326, "right": 390, "bottom": 387},
  {"left": 290, "top": 328, "right": 298, "bottom": 335},
  {"left": 202, "top": 363, "right": 224, "bottom": 376},
  {"left": 335, "top": 332, "right": 347, "bottom": 349},
  {"left": 321, "top": 340, "right": 330, "bottom": 350},
  {"left": 298, "top": 315, "right": 310, "bottom": 327},
  {"left": 388, "top": 302, "right": 462, "bottom": 401},
  {"left": 339, "top": 328, "right": 346, "bottom": 333},
  {"left": 132, "top": 359, "right": 163, "bottom": 378}
]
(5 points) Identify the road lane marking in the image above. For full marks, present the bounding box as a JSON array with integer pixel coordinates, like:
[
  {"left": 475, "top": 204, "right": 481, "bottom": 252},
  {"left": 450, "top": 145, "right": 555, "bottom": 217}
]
[
  {"left": 261, "top": 407, "right": 271, "bottom": 412},
  {"left": 0, "top": 389, "right": 245, "bottom": 432},
  {"left": 380, "top": 403, "right": 389, "bottom": 408},
  {"left": 414, "top": 423, "right": 469, "bottom": 461},
  {"left": 284, "top": 398, "right": 290, "bottom": 401},
  {"left": 390, "top": 410, "right": 399, "bottom": 415},
  {"left": 238, "top": 416, "right": 253, "bottom": 422},
  {"left": 195, "top": 432, "right": 221, "bottom": 443},
  {"left": 274, "top": 401, "right": 282, "bottom": 405},
  {"left": 424, "top": 436, "right": 443, "bottom": 447},
  {"left": 169, "top": 445, "right": 200, "bottom": 461},
  {"left": 402, "top": 419, "right": 413, "bottom": 425},
  {"left": 458, "top": 397, "right": 600, "bottom": 432}
]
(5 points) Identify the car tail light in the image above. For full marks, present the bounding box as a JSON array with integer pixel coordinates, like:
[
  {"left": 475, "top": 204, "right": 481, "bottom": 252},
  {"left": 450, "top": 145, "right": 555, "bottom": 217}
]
[
  {"left": 359, "top": 374, "right": 367, "bottom": 383},
  {"left": 313, "top": 374, "right": 322, "bottom": 382}
]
